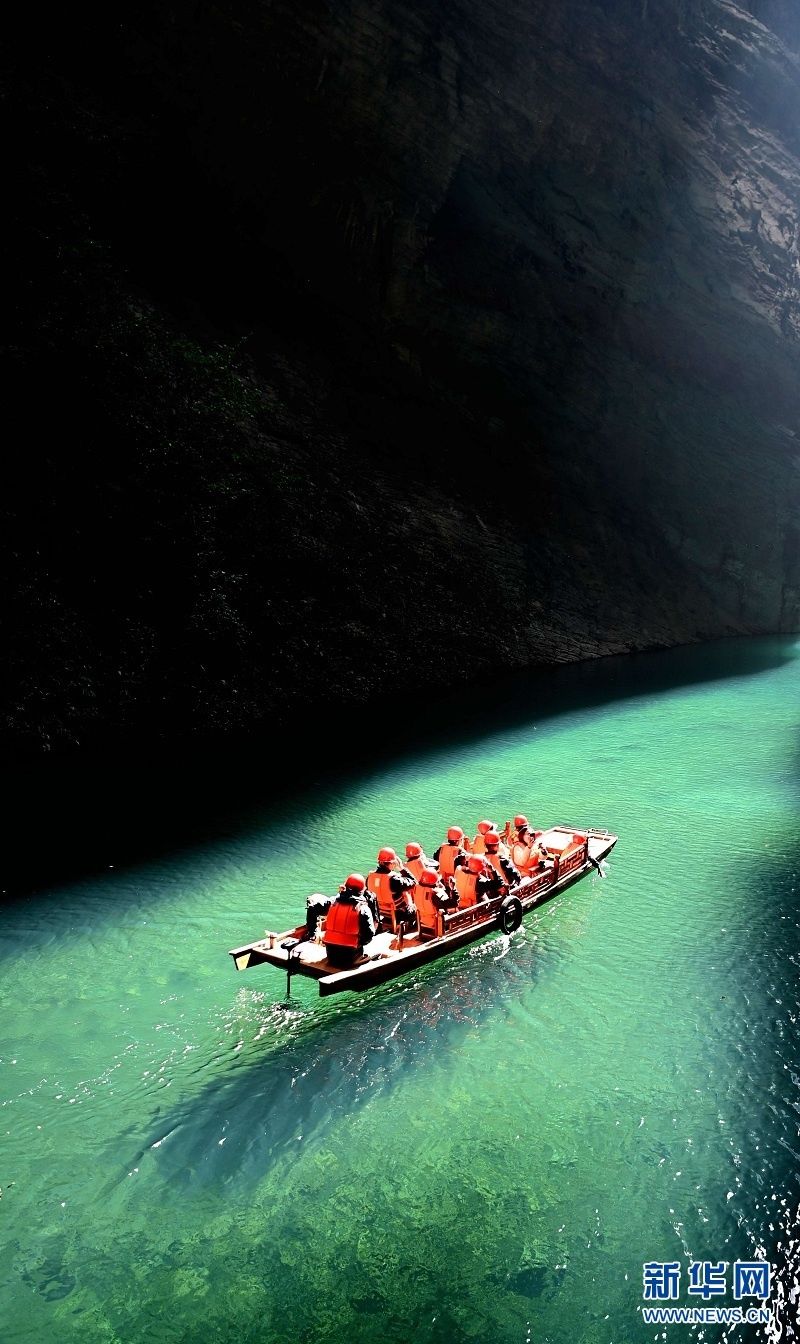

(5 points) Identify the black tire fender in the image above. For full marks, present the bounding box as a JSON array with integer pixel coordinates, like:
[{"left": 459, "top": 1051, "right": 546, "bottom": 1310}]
[{"left": 498, "top": 894, "right": 523, "bottom": 935}]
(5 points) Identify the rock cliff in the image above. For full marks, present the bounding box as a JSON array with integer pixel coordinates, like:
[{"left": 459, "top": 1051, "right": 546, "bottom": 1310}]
[{"left": 5, "top": 0, "right": 800, "bottom": 749}]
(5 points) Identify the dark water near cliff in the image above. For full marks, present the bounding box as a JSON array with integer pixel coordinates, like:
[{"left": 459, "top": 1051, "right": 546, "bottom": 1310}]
[{"left": 2, "top": 637, "right": 799, "bottom": 1343}]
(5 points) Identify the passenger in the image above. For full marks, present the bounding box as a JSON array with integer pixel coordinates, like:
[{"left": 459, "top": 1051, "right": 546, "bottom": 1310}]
[
  {"left": 323, "top": 874, "right": 378, "bottom": 968},
  {"left": 507, "top": 812, "right": 529, "bottom": 844},
  {"left": 367, "top": 847, "right": 418, "bottom": 930},
  {"left": 433, "top": 826, "right": 468, "bottom": 883},
  {"left": 471, "top": 819, "right": 497, "bottom": 854},
  {"left": 404, "top": 841, "right": 434, "bottom": 882},
  {"left": 415, "top": 866, "right": 458, "bottom": 932},
  {"left": 509, "top": 815, "right": 546, "bottom": 876},
  {"left": 484, "top": 831, "right": 522, "bottom": 888},
  {"left": 454, "top": 853, "right": 498, "bottom": 908}
]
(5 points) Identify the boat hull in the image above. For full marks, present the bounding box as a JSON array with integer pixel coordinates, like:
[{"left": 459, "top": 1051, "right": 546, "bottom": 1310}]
[{"left": 229, "top": 827, "right": 617, "bottom": 997}]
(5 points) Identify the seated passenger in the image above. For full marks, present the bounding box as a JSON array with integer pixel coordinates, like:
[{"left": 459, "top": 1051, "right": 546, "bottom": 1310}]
[
  {"left": 404, "top": 841, "right": 434, "bottom": 882},
  {"left": 454, "top": 853, "right": 497, "bottom": 907},
  {"left": 433, "top": 826, "right": 468, "bottom": 883},
  {"left": 367, "top": 847, "right": 418, "bottom": 930},
  {"left": 484, "top": 831, "right": 522, "bottom": 888},
  {"left": 324, "top": 874, "right": 378, "bottom": 968},
  {"left": 471, "top": 819, "right": 497, "bottom": 855},
  {"left": 507, "top": 813, "right": 531, "bottom": 845},
  {"left": 509, "top": 815, "right": 546, "bottom": 876},
  {"left": 415, "top": 866, "right": 457, "bottom": 933}
]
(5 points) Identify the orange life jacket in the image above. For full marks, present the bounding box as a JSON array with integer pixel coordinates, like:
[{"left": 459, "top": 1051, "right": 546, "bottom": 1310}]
[
  {"left": 510, "top": 840, "right": 535, "bottom": 872},
  {"left": 472, "top": 833, "right": 487, "bottom": 854},
  {"left": 415, "top": 884, "right": 443, "bottom": 932},
  {"left": 324, "top": 900, "right": 362, "bottom": 949},
  {"left": 485, "top": 852, "right": 507, "bottom": 882},
  {"left": 406, "top": 856, "right": 429, "bottom": 881},
  {"left": 368, "top": 869, "right": 417, "bottom": 920},
  {"left": 513, "top": 839, "right": 544, "bottom": 875},
  {"left": 367, "top": 870, "right": 396, "bottom": 919},
  {"left": 454, "top": 868, "right": 482, "bottom": 907},
  {"left": 437, "top": 842, "right": 463, "bottom": 879}
]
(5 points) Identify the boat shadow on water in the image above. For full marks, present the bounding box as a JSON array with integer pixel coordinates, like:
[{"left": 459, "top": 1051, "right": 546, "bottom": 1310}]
[{"left": 121, "top": 917, "right": 564, "bottom": 1194}]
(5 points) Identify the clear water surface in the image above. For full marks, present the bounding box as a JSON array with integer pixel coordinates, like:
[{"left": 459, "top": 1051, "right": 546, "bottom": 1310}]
[{"left": 2, "top": 637, "right": 799, "bottom": 1343}]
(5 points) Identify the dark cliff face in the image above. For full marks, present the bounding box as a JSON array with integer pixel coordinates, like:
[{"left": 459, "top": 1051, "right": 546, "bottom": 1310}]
[{"left": 5, "top": 0, "right": 800, "bottom": 750}]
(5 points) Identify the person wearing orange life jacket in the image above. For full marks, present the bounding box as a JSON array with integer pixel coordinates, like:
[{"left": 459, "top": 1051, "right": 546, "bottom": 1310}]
[
  {"left": 415, "top": 866, "right": 457, "bottom": 932},
  {"left": 478, "top": 819, "right": 512, "bottom": 858},
  {"left": 506, "top": 813, "right": 530, "bottom": 845},
  {"left": 483, "top": 831, "right": 522, "bottom": 888},
  {"left": 366, "top": 847, "right": 417, "bottom": 929},
  {"left": 454, "top": 853, "right": 499, "bottom": 908},
  {"left": 472, "top": 819, "right": 499, "bottom": 854},
  {"left": 509, "top": 814, "right": 546, "bottom": 876},
  {"left": 404, "top": 841, "right": 434, "bottom": 882},
  {"left": 323, "top": 873, "right": 378, "bottom": 968},
  {"left": 433, "top": 826, "right": 468, "bottom": 882}
]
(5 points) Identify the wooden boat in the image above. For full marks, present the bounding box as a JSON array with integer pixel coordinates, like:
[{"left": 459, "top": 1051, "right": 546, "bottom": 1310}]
[{"left": 229, "top": 825, "right": 618, "bottom": 997}]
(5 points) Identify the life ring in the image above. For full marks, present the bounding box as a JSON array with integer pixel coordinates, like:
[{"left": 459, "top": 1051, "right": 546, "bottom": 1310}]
[{"left": 498, "top": 894, "right": 523, "bottom": 935}]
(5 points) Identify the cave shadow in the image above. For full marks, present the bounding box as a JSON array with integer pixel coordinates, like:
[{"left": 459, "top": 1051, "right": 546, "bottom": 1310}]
[{"left": 2, "top": 635, "right": 796, "bottom": 897}]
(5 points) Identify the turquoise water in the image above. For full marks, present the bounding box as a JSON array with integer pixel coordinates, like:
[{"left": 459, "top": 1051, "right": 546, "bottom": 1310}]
[{"left": 2, "top": 637, "right": 799, "bottom": 1343}]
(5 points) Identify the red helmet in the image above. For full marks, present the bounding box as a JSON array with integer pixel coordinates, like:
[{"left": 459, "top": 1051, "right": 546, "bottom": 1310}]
[
  {"left": 419, "top": 867, "right": 439, "bottom": 887},
  {"left": 484, "top": 831, "right": 500, "bottom": 849},
  {"left": 514, "top": 814, "right": 529, "bottom": 829},
  {"left": 344, "top": 873, "right": 366, "bottom": 890},
  {"left": 467, "top": 854, "right": 485, "bottom": 874},
  {"left": 447, "top": 826, "right": 464, "bottom": 843},
  {"left": 477, "top": 819, "right": 495, "bottom": 835},
  {"left": 405, "top": 841, "right": 423, "bottom": 858},
  {"left": 378, "top": 847, "right": 398, "bottom": 865}
]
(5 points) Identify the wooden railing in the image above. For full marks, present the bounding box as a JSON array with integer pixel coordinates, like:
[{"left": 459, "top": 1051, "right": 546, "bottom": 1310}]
[
  {"left": 442, "top": 900, "right": 498, "bottom": 935},
  {"left": 526, "top": 869, "right": 555, "bottom": 897}
]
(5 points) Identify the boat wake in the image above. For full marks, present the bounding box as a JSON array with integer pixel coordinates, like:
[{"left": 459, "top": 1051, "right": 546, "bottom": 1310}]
[{"left": 114, "top": 933, "right": 551, "bottom": 1193}]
